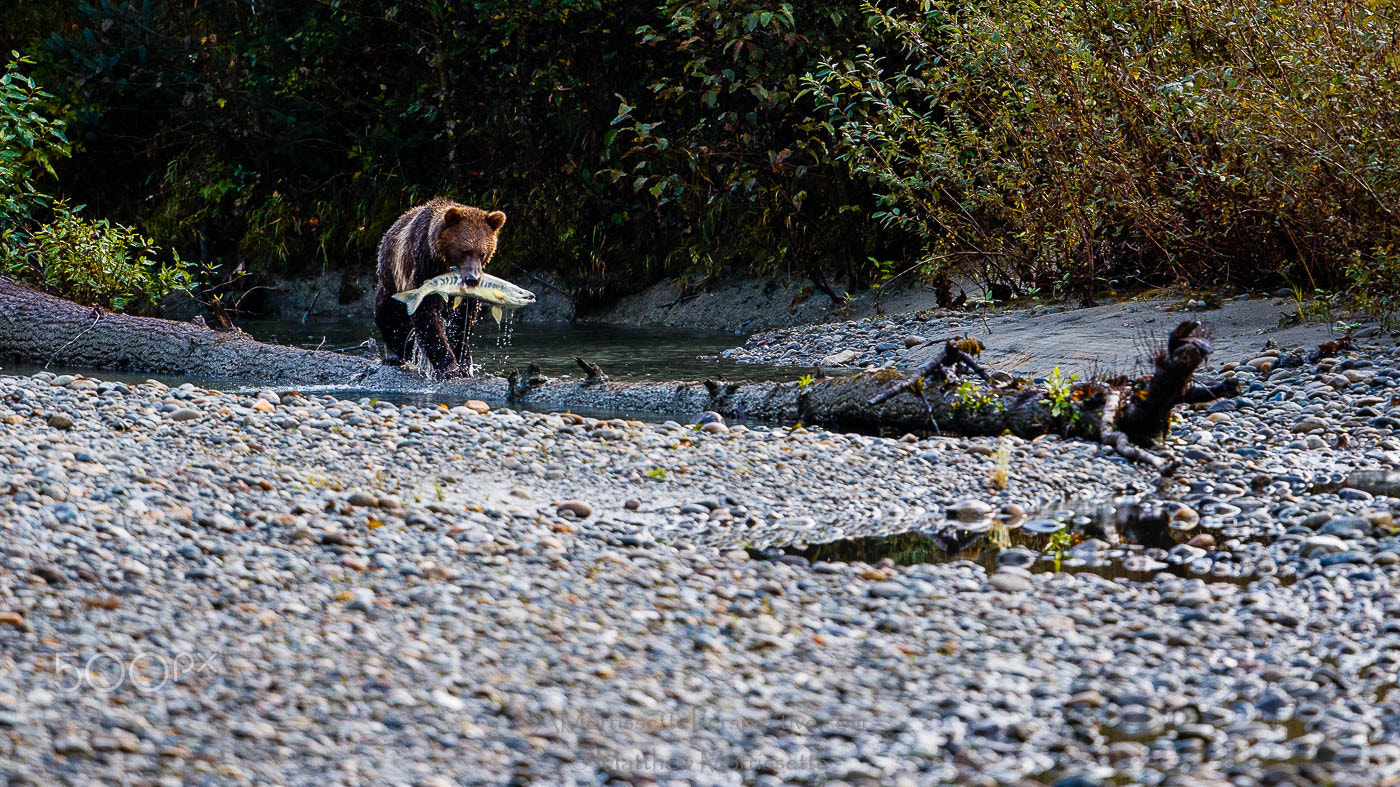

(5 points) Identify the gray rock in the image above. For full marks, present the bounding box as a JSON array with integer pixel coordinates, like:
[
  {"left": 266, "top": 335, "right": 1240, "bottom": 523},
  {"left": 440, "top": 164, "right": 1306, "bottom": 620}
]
[{"left": 989, "top": 571, "right": 1033, "bottom": 593}]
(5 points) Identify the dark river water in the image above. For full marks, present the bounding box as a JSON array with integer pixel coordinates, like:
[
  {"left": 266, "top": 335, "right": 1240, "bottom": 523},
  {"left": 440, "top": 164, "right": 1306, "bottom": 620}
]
[
  {"left": 4, "top": 317, "right": 812, "bottom": 414},
  {"left": 240, "top": 318, "right": 806, "bottom": 382}
]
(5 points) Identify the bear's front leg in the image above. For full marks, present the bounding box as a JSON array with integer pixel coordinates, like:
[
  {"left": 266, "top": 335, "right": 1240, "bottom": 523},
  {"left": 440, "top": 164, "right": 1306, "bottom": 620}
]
[{"left": 410, "top": 299, "right": 464, "bottom": 379}]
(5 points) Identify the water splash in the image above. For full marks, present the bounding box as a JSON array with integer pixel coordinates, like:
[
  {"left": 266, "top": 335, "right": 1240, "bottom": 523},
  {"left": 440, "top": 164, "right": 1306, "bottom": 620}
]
[{"left": 493, "top": 308, "right": 517, "bottom": 370}]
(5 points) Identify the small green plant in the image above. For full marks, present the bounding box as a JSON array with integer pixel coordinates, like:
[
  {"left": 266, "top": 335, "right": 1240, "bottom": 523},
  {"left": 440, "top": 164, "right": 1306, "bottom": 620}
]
[
  {"left": 646, "top": 467, "right": 668, "bottom": 481},
  {"left": 987, "top": 520, "right": 1011, "bottom": 550},
  {"left": 797, "top": 374, "right": 814, "bottom": 390},
  {"left": 1045, "top": 529, "right": 1076, "bottom": 571},
  {"left": 1306, "top": 289, "right": 1335, "bottom": 323},
  {"left": 1040, "top": 367, "right": 1079, "bottom": 420},
  {"left": 953, "top": 380, "right": 997, "bottom": 411}
]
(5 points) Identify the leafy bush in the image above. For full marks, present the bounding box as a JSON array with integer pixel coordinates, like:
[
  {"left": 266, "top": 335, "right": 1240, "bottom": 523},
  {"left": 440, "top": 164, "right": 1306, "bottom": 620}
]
[
  {"left": 2, "top": 55, "right": 192, "bottom": 313},
  {"left": 1347, "top": 247, "right": 1400, "bottom": 329},
  {"left": 616, "top": 0, "right": 904, "bottom": 288},
  {"left": 806, "top": 0, "right": 1400, "bottom": 299},
  {"left": 14, "top": 1, "right": 916, "bottom": 300},
  {"left": 5, "top": 201, "right": 194, "bottom": 314},
  {"left": 0, "top": 53, "right": 67, "bottom": 234}
]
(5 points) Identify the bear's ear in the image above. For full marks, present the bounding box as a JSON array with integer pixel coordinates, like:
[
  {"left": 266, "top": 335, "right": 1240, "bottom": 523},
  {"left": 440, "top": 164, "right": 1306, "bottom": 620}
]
[
  {"left": 485, "top": 210, "right": 506, "bottom": 232},
  {"left": 442, "top": 207, "right": 465, "bottom": 227}
]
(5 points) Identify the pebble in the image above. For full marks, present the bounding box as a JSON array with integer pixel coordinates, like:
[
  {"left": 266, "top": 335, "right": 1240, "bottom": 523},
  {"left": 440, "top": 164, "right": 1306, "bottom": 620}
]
[
  {"left": 556, "top": 500, "right": 592, "bottom": 519},
  {"left": 0, "top": 328, "right": 1396, "bottom": 784},
  {"left": 989, "top": 571, "right": 1033, "bottom": 592},
  {"left": 347, "top": 491, "right": 379, "bottom": 507},
  {"left": 947, "top": 499, "right": 993, "bottom": 521}
]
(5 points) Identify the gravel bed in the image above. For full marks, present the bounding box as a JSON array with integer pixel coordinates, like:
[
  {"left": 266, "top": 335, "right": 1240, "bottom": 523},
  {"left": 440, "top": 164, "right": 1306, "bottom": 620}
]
[
  {"left": 1, "top": 337, "right": 1399, "bottom": 784},
  {"left": 720, "top": 295, "right": 1393, "bottom": 378}
]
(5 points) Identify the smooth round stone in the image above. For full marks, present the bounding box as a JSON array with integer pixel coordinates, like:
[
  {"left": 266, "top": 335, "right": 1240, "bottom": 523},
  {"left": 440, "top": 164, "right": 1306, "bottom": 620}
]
[
  {"left": 1022, "top": 519, "right": 1066, "bottom": 535},
  {"left": 556, "top": 500, "right": 593, "bottom": 519},
  {"left": 989, "top": 570, "right": 1033, "bottom": 593},
  {"left": 947, "top": 499, "right": 993, "bottom": 521},
  {"left": 996, "top": 547, "right": 1037, "bottom": 568}
]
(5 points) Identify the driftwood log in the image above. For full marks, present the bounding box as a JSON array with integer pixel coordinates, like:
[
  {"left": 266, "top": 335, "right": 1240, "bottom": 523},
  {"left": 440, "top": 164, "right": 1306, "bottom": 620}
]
[{"left": 0, "top": 277, "right": 1232, "bottom": 467}]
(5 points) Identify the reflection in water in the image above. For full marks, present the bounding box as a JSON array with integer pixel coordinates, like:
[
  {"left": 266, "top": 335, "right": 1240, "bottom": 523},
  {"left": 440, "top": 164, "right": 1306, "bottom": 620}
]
[
  {"left": 752, "top": 499, "right": 1291, "bottom": 587},
  {"left": 240, "top": 318, "right": 813, "bottom": 383},
  {"left": 1345, "top": 469, "right": 1400, "bottom": 498}
]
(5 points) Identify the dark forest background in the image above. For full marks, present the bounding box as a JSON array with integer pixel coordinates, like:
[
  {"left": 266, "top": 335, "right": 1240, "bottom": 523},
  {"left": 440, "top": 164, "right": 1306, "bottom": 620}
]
[{"left": 3, "top": 0, "right": 1400, "bottom": 317}]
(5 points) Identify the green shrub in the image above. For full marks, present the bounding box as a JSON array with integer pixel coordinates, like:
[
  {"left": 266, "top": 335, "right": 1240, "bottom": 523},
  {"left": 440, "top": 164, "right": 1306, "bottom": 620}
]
[
  {"left": 1, "top": 55, "right": 192, "bottom": 314},
  {"left": 0, "top": 53, "right": 67, "bottom": 233},
  {"left": 1347, "top": 246, "right": 1400, "bottom": 329},
  {"left": 19, "top": 1, "right": 917, "bottom": 297},
  {"left": 4, "top": 201, "right": 194, "bottom": 314},
  {"left": 806, "top": 0, "right": 1400, "bottom": 299}
]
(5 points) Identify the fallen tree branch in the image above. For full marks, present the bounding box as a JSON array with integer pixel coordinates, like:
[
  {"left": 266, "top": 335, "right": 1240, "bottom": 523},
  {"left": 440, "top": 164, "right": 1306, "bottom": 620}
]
[
  {"left": 868, "top": 320, "right": 1226, "bottom": 469},
  {"left": 574, "top": 356, "right": 609, "bottom": 384},
  {"left": 869, "top": 338, "right": 991, "bottom": 406}
]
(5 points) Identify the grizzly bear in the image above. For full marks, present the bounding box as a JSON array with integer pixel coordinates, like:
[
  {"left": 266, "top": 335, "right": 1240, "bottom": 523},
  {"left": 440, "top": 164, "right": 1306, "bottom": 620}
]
[{"left": 374, "top": 198, "right": 506, "bottom": 378}]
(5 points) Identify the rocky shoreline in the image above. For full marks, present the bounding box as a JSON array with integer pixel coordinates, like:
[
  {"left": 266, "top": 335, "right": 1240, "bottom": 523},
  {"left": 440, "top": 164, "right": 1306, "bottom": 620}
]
[
  {"left": 1, "top": 331, "right": 1400, "bottom": 783},
  {"left": 722, "top": 294, "right": 1390, "bottom": 378}
]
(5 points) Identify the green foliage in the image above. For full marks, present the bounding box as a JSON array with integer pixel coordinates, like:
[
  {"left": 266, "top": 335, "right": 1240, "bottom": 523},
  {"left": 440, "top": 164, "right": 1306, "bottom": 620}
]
[
  {"left": 646, "top": 466, "right": 668, "bottom": 481},
  {"left": 1040, "top": 367, "right": 1079, "bottom": 421},
  {"left": 8, "top": 1, "right": 1399, "bottom": 304},
  {"left": 4, "top": 200, "right": 195, "bottom": 314},
  {"left": 618, "top": 0, "right": 904, "bottom": 285},
  {"left": 1347, "top": 246, "right": 1400, "bottom": 329},
  {"left": 806, "top": 0, "right": 1400, "bottom": 298},
  {"left": 10, "top": 1, "right": 914, "bottom": 298},
  {"left": 953, "top": 379, "right": 997, "bottom": 411},
  {"left": 0, "top": 54, "right": 191, "bottom": 313},
  {"left": 0, "top": 54, "right": 68, "bottom": 233},
  {"left": 1045, "top": 529, "right": 1076, "bottom": 572}
]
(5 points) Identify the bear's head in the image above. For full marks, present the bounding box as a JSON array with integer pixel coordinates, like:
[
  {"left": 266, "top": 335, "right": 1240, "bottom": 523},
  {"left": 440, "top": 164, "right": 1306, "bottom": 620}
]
[{"left": 434, "top": 206, "right": 506, "bottom": 286}]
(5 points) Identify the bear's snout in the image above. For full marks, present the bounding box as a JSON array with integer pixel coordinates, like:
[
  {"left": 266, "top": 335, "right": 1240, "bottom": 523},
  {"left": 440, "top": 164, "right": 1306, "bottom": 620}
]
[{"left": 457, "top": 263, "right": 482, "bottom": 287}]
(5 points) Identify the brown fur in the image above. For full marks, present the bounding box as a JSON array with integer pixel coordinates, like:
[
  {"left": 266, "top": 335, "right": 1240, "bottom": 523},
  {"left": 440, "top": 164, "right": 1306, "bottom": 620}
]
[
  {"left": 379, "top": 198, "right": 505, "bottom": 293},
  {"left": 374, "top": 198, "right": 507, "bottom": 376}
]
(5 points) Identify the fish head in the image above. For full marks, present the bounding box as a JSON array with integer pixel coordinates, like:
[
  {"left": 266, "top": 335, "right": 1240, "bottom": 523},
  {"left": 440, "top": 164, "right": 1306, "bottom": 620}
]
[{"left": 477, "top": 274, "right": 536, "bottom": 308}]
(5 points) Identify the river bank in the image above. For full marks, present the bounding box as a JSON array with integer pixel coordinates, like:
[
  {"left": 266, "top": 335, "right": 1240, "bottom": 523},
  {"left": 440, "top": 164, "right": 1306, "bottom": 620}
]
[
  {"left": 175, "top": 270, "right": 1389, "bottom": 383},
  {"left": 186, "top": 270, "right": 947, "bottom": 332},
  {"left": 2, "top": 328, "right": 1400, "bottom": 783},
  {"left": 724, "top": 293, "right": 1393, "bottom": 377}
]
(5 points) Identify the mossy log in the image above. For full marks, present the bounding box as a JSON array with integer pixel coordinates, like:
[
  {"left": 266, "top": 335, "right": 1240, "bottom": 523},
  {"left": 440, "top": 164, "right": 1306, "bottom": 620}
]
[{"left": 0, "top": 277, "right": 1231, "bottom": 466}]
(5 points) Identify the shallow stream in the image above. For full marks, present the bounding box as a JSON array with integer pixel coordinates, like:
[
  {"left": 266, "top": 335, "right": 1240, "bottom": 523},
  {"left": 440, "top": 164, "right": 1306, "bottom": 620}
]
[{"left": 5, "top": 317, "right": 814, "bottom": 415}]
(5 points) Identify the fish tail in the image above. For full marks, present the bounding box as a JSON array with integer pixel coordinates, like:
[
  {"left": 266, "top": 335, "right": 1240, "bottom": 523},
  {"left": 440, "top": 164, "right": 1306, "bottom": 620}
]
[{"left": 392, "top": 289, "right": 426, "bottom": 315}]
